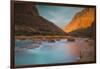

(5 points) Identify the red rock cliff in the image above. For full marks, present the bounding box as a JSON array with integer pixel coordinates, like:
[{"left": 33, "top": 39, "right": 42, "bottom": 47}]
[{"left": 64, "top": 8, "right": 95, "bottom": 33}]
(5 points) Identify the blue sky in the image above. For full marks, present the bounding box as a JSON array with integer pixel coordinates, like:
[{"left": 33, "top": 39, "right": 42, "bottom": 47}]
[{"left": 36, "top": 4, "right": 85, "bottom": 29}]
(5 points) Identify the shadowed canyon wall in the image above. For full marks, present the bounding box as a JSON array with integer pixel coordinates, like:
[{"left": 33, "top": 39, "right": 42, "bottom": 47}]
[{"left": 14, "top": 2, "right": 66, "bottom": 36}]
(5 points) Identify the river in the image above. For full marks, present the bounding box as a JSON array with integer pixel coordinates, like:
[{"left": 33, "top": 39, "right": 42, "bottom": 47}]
[{"left": 15, "top": 38, "right": 91, "bottom": 66}]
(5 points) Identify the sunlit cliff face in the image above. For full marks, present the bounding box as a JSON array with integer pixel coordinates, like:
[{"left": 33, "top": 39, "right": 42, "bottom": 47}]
[{"left": 64, "top": 8, "right": 95, "bottom": 33}]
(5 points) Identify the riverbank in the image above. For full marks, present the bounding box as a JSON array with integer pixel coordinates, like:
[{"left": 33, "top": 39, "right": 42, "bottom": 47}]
[
  {"left": 79, "top": 39, "right": 95, "bottom": 62},
  {"left": 15, "top": 35, "right": 75, "bottom": 40}
]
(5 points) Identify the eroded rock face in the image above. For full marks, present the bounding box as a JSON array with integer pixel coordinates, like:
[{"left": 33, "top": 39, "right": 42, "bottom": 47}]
[
  {"left": 14, "top": 2, "right": 65, "bottom": 35},
  {"left": 68, "top": 21, "right": 95, "bottom": 38},
  {"left": 64, "top": 8, "right": 95, "bottom": 33}
]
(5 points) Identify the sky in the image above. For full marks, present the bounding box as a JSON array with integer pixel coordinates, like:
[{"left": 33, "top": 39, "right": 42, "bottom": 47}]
[{"left": 36, "top": 4, "right": 85, "bottom": 29}]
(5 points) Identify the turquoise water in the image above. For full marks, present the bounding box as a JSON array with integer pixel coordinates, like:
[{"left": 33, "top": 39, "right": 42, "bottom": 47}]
[{"left": 15, "top": 39, "right": 80, "bottom": 66}]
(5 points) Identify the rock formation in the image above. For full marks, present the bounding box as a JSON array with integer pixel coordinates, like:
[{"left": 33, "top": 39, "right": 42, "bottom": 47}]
[
  {"left": 64, "top": 8, "right": 95, "bottom": 33},
  {"left": 14, "top": 2, "right": 66, "bottom": 36}
]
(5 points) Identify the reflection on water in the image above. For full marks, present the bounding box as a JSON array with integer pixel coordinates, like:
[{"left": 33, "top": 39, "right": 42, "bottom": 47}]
[{"left": 15, "top": 39, "right": 82, "bottom": 66}]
